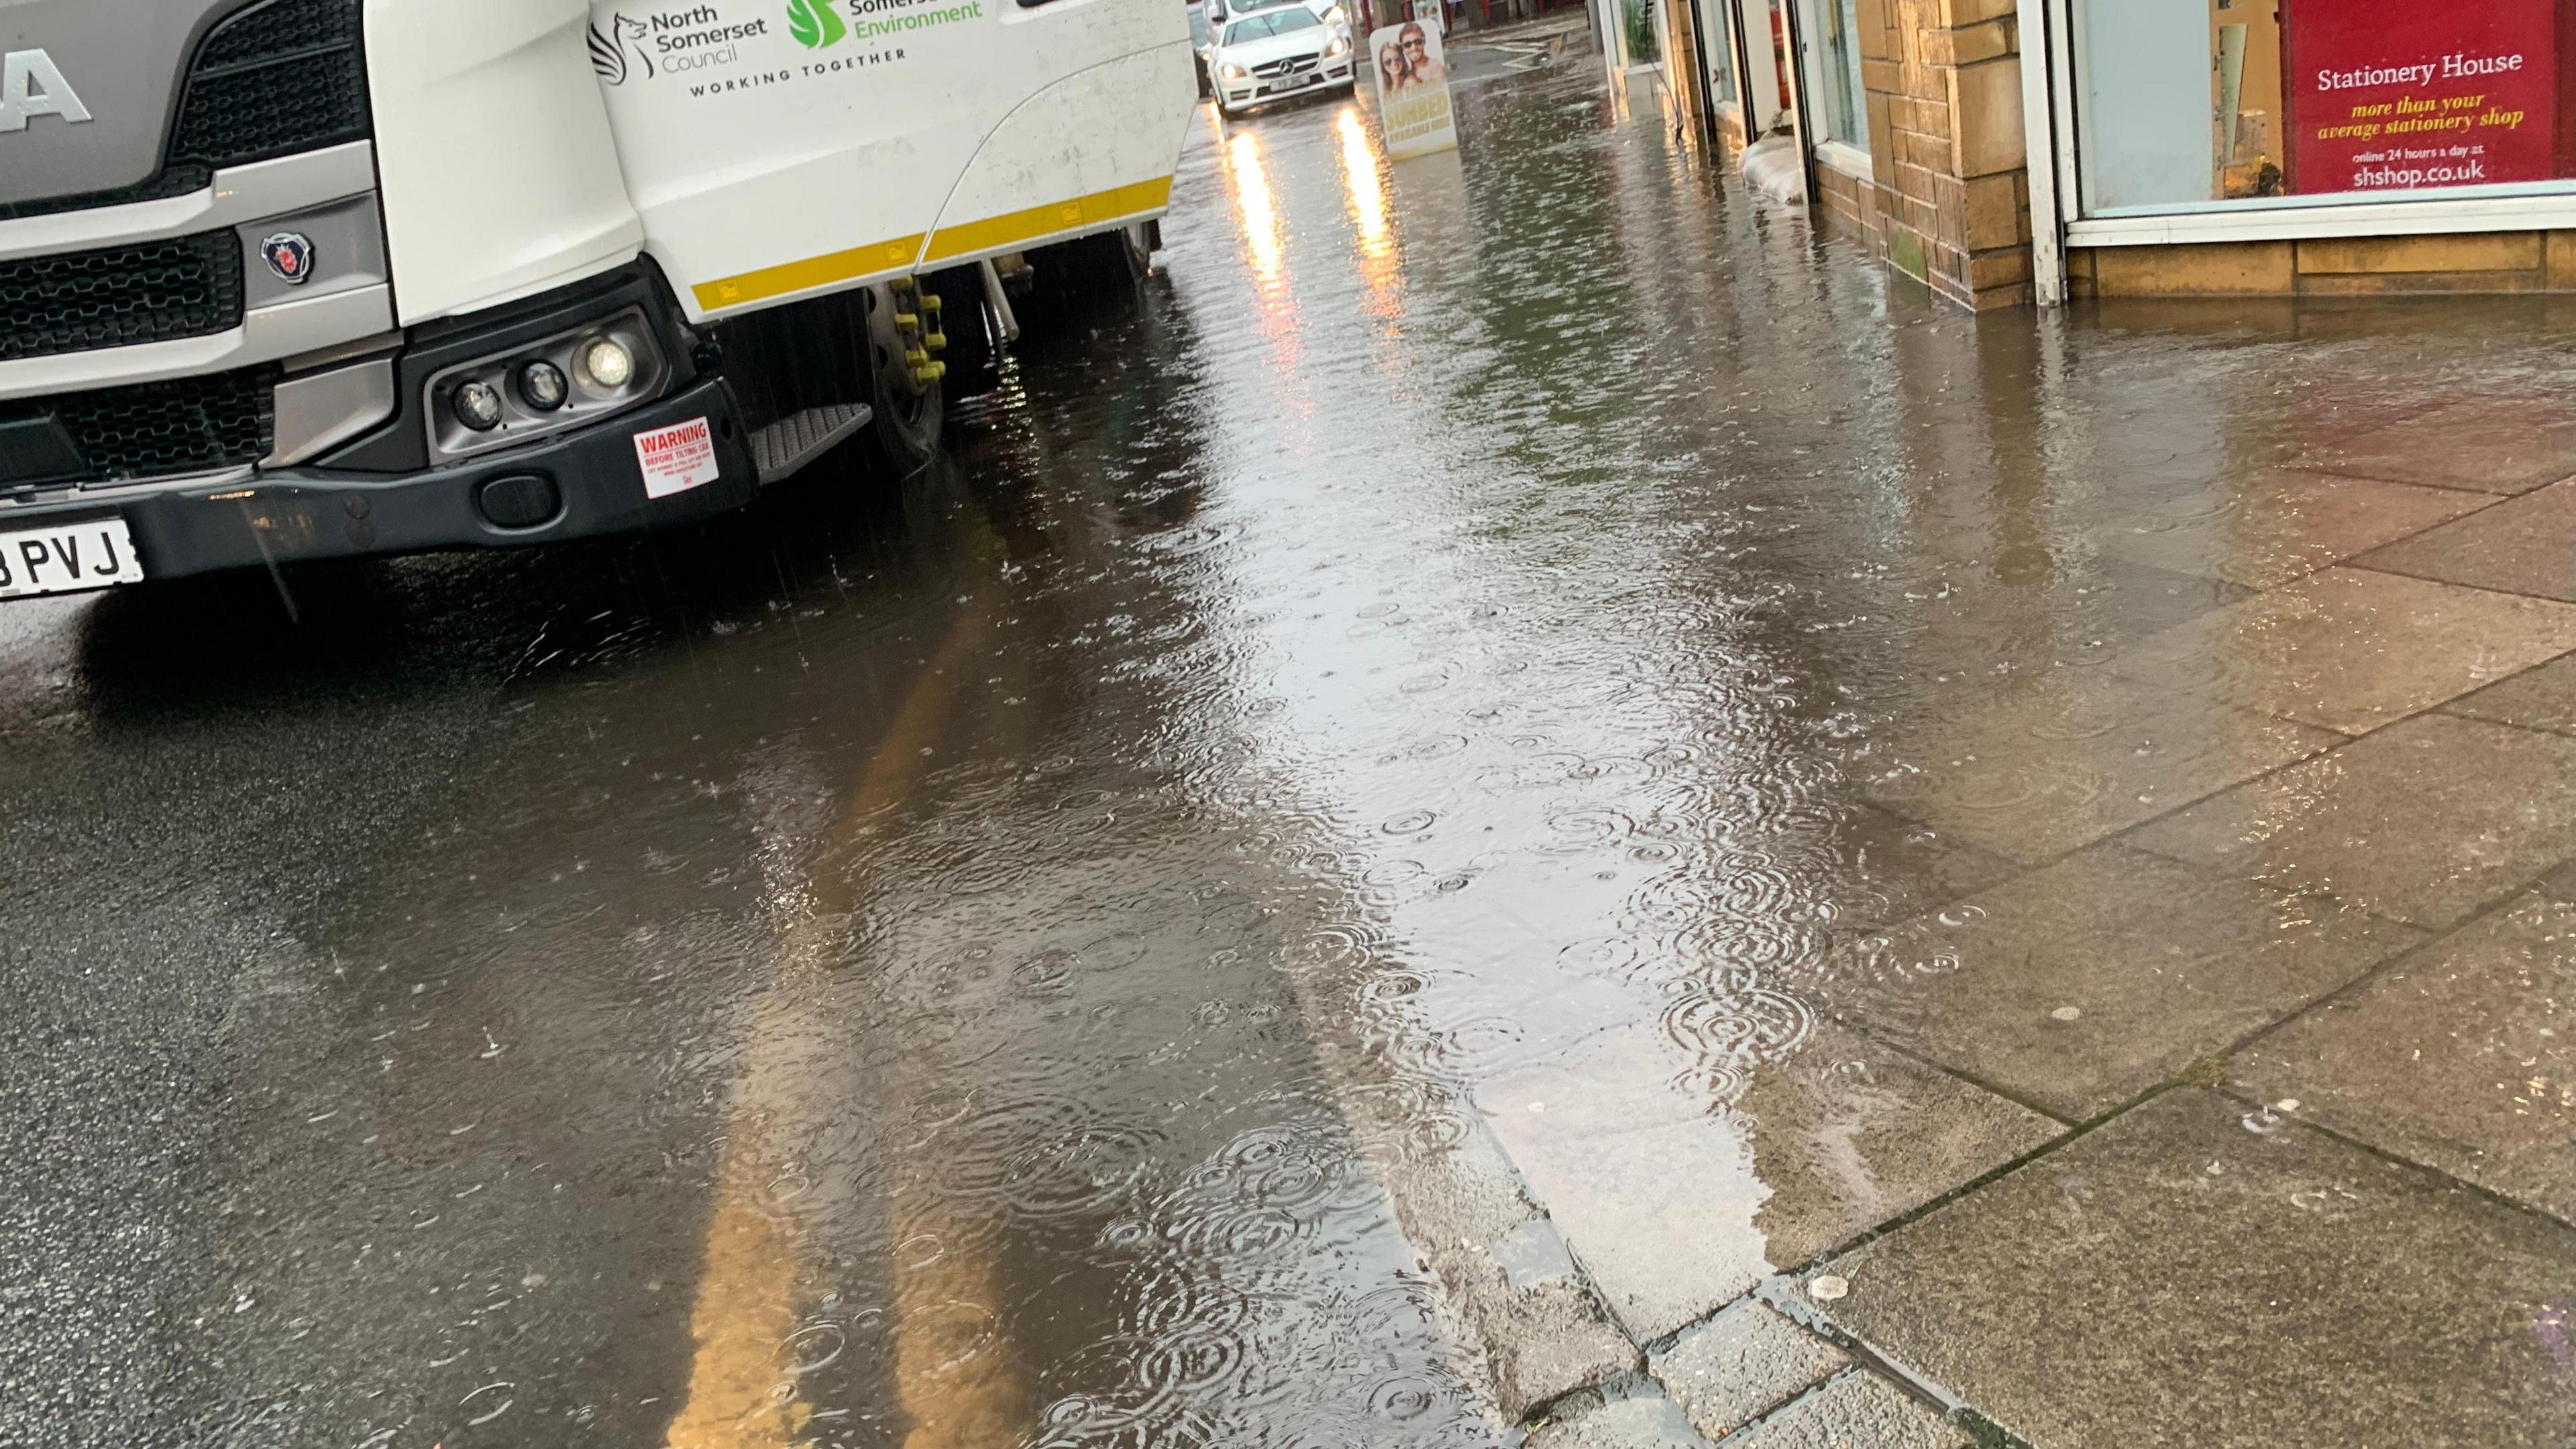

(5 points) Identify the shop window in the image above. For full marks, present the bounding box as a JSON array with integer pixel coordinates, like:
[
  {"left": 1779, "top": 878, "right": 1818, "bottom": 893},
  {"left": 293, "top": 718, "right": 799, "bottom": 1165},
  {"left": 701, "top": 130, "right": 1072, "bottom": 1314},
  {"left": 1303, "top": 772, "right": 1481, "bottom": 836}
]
[
  {"left": 1695, "top": 0, "right": 1739, "bottom": 103},
  {"left": 2074, "top": 0, "right": 2576, "bottom": 215},
  {"left": 1800, "top": 0, "right": 1868, "bottom": 150}
]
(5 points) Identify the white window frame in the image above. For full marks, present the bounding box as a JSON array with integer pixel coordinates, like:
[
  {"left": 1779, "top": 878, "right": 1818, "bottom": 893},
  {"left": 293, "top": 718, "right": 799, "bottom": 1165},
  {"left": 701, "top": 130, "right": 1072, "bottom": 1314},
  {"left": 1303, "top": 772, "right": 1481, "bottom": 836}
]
[{"left": 1815, "top": 138, "right": 1872, "bottom": 181}]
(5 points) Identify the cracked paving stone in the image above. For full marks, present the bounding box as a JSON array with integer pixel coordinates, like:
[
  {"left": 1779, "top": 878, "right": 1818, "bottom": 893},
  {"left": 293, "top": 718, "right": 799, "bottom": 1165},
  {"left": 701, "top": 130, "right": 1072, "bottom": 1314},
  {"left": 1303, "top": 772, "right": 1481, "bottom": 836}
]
[
  {"left": 2235, "top": 888, "right": 2576, "bottom": 1224},
  {"left": 1649, "top": 1301, "right": 1849, "bottom": 1441},
  {"left": 1525, "top": 1387, "right": 1711, "bottom": 1449},
  {"left": 1479, "top": 1021, "right": 2055, "bottom": 1342},
  {"left": 2127, "top": 711, "right": 2576, "bottom": 930},
  {"left": 1818, "top": 844, "right": 2424, "bottom": 1120},
  {"left": 1731, "top": 1372, "right": 1971, "bottom": 1449},
  {"left": 1815, "top": 1089, "right": 2576, "bottom": 1449}
]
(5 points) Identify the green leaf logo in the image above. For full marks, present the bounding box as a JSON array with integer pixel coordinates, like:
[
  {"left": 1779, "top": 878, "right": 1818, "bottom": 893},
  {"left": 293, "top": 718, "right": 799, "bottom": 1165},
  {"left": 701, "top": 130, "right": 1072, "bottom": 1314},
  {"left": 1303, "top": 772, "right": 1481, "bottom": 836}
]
[{"left": 787, "top": 0, "right": 846, "bottom": 48}]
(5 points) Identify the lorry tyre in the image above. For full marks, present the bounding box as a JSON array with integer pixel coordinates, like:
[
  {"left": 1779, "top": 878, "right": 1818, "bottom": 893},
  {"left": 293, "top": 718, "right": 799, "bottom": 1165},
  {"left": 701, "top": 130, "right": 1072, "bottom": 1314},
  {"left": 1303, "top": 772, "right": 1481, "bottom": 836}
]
[{"left": 859, "top": 281, "right": 945, "bottom": 476}]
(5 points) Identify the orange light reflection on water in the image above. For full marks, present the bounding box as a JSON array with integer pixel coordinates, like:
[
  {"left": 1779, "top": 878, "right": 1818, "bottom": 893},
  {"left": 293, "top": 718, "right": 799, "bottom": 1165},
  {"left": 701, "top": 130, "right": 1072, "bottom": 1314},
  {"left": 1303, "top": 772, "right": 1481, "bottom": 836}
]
[
  {"left": 1226, "top": 128, "right": 1285, "bottom": 283},
  {"left": 1335, "top": 107, "right": 1391, "bottom": 257}
]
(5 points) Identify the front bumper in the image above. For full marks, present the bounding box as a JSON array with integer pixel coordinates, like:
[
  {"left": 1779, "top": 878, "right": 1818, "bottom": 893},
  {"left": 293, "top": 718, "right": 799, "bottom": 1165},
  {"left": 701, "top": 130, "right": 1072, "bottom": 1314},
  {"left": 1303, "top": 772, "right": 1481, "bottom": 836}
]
[
  {"left": 0, "top": 263, "right": 763, "bottom": 585},
  {"left": 2, "top": 380, "right": 761, "bottom": 583},
  {"left": 1220, "top": 57, "right": 1354, "bottom": 107}
]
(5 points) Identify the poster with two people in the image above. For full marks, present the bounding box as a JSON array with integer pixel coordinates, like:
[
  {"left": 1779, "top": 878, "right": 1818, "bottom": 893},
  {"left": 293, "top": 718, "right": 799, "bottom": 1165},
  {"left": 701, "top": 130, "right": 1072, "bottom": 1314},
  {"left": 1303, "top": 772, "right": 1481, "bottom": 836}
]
[{"left": 1369, "top": 14, "right": 1458, "bottom": 158}]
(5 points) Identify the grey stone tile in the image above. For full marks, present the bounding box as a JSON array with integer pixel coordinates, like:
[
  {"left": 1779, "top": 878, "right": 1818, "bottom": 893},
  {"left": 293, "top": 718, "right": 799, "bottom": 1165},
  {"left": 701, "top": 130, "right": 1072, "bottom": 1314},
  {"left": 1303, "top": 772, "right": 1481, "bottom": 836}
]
[
  {"left": 2108, "top": 567, "right": 2576, "bottom": 735},
  {"left": 1477, "top": 1020, "right": 2056, "bottom": 1342},
  {"left": 1818, "top": 845, "right": 2426, "bottom": 1120},
  {"left": 2098, "top": 468, "right": 2492, "bottom": 590},
  {"left": 2444, "top": 651, "right": 2576, "bottom": 735},
  {"left": 1815, "top": 1089, "right": 2576, "bottom": 1449},
  {"left": 1650, "top": 1302, "right": 1849, "bottom": 1442},
  {"left": 2300, "top": 396, "right": 2576, "bottom": 494},
  {"left": 1862, "top": 670, "right": 2341, "bottom": 865},
  {"left": 1733, "top": 1023, "right": 2063, "bottom": 1267},
  {"left": 1733, "top": 1373, "right": 1971, "bottom": 1449},
  {"left": 2353, "top": 478, "right": 2576, "bottom": 601},
  {"left": 1765, "top": 804, "right": 2027, "bottom": 932},
  {"left": 2236, "top": 892, "right": 2576, "bottom": 1224},
  {"left": 2126, "top": 712, "right": 2576, "bottom": 929},
  {"left": 1525, "top": 1387, "right": 1713, "bottom": 1449}
]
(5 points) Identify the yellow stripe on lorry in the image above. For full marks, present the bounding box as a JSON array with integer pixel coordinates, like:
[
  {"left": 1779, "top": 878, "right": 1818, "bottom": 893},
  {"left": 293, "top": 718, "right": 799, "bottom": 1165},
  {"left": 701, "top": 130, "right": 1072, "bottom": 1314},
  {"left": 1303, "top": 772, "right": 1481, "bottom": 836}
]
[{"left": 687, "top": 176, "right": 1174, "bottom": 312}]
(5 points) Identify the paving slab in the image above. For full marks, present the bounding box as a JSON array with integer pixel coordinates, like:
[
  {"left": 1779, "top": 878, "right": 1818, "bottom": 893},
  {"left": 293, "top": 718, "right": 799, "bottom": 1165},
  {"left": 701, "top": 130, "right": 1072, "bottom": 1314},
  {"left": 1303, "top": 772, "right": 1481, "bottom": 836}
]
[
  {"left": 1762, "top": 804, "right": 2027, "bottom": 932},
  {"left": 1477, "top": 1020, "right": 2057, "bottom": 1342},
  {"left": 1649, "top": 1301, "right": 1849, "bottom": 1442},
  {"left": 1732, "top": 1023, "right": 2063, "bottom": 1266},
  {"left": 2235, "top": 890, "right": 2576, "bottom": 1224},
  {"left": 1862, "top": 671, "right": 2342, "bottom": 865},
  {"left": 2353, "top": 477, "right": 2576, "bottom": 601},
  {"left": 2298, "top": 395, "right": 2576, "bottom": 494},
  {"left": 2443, "top": 651, "right": 2576, "bottom": 735},
  {"left": 1818, "top": 845, "right": 2426, "bottom": 1120},
  {"left": 2098, "top": 467, "right": 2493, "bottom": 590},
  {"left": 1811, "top": 1089, "right": 2576, "bottom": 1449},
  {"left": 1731, "top": 1372, "right": 1972, "bottom": 1449},
  {"left": 1525, "top": 1387, "right": 1713, "bottom": 1449},
  {"left": 2107, "top": 566, "right": 2576, "bottom": 735},
  {"left": 2126, "top": 712, "right": 2576, "bottom": 929}
]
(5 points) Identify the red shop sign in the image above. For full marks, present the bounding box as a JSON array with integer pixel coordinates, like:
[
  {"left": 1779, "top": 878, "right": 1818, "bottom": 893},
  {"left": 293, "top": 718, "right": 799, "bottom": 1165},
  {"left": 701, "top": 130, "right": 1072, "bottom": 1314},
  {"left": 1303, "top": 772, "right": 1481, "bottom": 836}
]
[{"left": 2285, "top": 0, "right": 2560, "bottom": 194}]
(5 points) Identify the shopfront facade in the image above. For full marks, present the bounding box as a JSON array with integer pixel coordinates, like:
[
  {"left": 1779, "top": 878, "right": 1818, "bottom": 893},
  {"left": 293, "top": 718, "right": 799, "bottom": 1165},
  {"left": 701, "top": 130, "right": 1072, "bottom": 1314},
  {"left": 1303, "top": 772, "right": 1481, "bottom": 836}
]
[{"left": 1678, "top": 0, "right": 2576, "bottom": 308}]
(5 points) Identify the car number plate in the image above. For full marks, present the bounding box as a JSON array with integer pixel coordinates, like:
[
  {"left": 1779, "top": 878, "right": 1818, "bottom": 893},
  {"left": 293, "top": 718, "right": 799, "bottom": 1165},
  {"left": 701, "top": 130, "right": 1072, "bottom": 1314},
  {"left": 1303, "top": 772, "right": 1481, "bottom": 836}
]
[{"left": 0, "top": 517, "right": 144, "bottom": 598}]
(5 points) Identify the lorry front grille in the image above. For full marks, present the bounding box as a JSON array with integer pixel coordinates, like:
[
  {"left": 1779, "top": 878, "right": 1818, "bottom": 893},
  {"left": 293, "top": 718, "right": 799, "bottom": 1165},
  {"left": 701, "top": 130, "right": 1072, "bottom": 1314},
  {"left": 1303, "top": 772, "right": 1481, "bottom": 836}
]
[
  {"left": 171, "top": 0, "right": 372, "bottom": 170},
  {"left": 0, "top": 0, "right": 370, "bottom": 223},
  {"left": 0, "top": 232, "right": 245, "bottom": 364},
  {"left": 0, "top": 370, "right": 277, "bottom": 492}
]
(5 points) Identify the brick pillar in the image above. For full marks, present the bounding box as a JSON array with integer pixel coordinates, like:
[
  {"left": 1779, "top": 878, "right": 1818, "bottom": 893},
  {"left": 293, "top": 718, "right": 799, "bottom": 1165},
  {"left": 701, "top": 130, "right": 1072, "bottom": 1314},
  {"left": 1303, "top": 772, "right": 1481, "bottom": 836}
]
[{"left": 1854, "top": 0, "right": 2033, "bottom": 309}]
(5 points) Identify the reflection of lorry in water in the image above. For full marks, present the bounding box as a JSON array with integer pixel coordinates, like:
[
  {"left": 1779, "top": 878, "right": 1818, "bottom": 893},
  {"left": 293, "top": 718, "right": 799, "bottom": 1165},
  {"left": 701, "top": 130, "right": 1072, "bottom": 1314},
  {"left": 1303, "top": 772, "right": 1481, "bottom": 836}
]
[{"left": 0, "top": 0, "right": 1195, "bottom": 600}]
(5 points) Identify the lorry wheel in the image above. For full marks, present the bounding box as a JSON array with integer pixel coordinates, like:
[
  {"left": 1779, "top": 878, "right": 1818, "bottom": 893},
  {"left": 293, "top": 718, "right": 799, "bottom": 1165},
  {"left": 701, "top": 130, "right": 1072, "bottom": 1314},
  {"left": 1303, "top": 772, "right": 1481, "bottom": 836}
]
[{"left": 859, "top": 280, "right": 944, "bottom": 476}]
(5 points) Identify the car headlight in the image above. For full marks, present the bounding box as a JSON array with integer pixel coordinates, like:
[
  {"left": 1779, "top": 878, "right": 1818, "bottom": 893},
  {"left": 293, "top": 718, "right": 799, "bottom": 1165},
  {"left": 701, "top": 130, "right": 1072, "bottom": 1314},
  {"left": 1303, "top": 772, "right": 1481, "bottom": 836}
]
[
  {"left": 1325, "top": 34, "right": 1348, "bottom": 56},
  {"left": 1220, "top": 61, "right": 1247, "bottom": 79}
]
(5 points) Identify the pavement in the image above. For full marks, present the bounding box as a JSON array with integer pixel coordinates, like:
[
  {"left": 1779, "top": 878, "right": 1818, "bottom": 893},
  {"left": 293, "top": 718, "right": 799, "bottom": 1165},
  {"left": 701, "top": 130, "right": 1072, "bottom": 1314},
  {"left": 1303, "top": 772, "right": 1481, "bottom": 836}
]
[{"left": 7, "top": 30, "right": 2576, "bottom": 1449}]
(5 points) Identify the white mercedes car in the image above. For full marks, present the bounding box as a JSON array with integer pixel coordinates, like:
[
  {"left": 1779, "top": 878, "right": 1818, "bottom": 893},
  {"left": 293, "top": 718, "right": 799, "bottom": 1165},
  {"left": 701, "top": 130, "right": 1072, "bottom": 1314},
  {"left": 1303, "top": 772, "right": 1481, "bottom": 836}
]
[{"left": 1210, "top": 5, "right": 1356, "bottom": 117}]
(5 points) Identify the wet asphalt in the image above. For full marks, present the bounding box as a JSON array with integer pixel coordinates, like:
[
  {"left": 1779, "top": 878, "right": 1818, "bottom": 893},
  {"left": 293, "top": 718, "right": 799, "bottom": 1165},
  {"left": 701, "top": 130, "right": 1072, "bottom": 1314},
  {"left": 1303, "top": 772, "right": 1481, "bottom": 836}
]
[{"left": 13, "top": 28, "right": 2576, "bottom": 1449}]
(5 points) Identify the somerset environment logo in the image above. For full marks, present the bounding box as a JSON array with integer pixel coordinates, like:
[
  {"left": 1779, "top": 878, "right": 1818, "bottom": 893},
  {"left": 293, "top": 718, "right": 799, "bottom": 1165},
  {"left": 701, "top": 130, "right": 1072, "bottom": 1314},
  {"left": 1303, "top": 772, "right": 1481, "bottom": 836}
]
[
  {"left": 786, "top": 0, "right": 848, "bottom": 48},
  {"left": 587, "top": 13, "right": 655, "bottom": 83}
]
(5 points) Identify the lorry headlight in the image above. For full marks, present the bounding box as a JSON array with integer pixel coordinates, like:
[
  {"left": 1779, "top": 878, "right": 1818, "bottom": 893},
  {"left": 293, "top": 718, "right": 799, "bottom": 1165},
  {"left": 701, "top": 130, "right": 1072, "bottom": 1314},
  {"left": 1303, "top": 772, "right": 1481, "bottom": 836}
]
[
  {"left": 422, "top": 305, "right": 670, "bottom": 464},
  {"left": 577, "top": 336, "right": 636, "bottom": 392},
  {"left": 517, "top": 360, "right": 570, "bottom": 412},
  {"left": 453, "top": 380, "right": 504, "bottom": 431}
]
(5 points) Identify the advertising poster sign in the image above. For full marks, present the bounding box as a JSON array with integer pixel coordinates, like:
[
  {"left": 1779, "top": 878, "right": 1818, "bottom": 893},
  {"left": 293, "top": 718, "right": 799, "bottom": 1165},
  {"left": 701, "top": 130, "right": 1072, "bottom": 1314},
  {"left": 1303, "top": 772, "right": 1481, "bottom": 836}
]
[
  {"left": 2286, "top": 0, "right": 2559, "bottom": 194},
  {"left": 1369, "top": 18, "right": 1458, "bottom": 160}
]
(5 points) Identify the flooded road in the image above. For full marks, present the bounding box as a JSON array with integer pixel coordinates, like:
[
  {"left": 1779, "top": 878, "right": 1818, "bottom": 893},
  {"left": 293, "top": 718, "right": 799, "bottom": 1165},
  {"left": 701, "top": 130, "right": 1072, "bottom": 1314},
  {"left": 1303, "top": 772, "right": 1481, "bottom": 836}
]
[{"left": 11, "top": 32, "right": 2576, "bottom": 1449}]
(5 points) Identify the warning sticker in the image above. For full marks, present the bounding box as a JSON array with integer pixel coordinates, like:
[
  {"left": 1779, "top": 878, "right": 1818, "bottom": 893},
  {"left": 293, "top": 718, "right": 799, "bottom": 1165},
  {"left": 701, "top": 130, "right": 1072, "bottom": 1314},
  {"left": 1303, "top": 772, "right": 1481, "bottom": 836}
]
[{"left": 634, "top": 417, "right": 721, "bottom": 498}]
